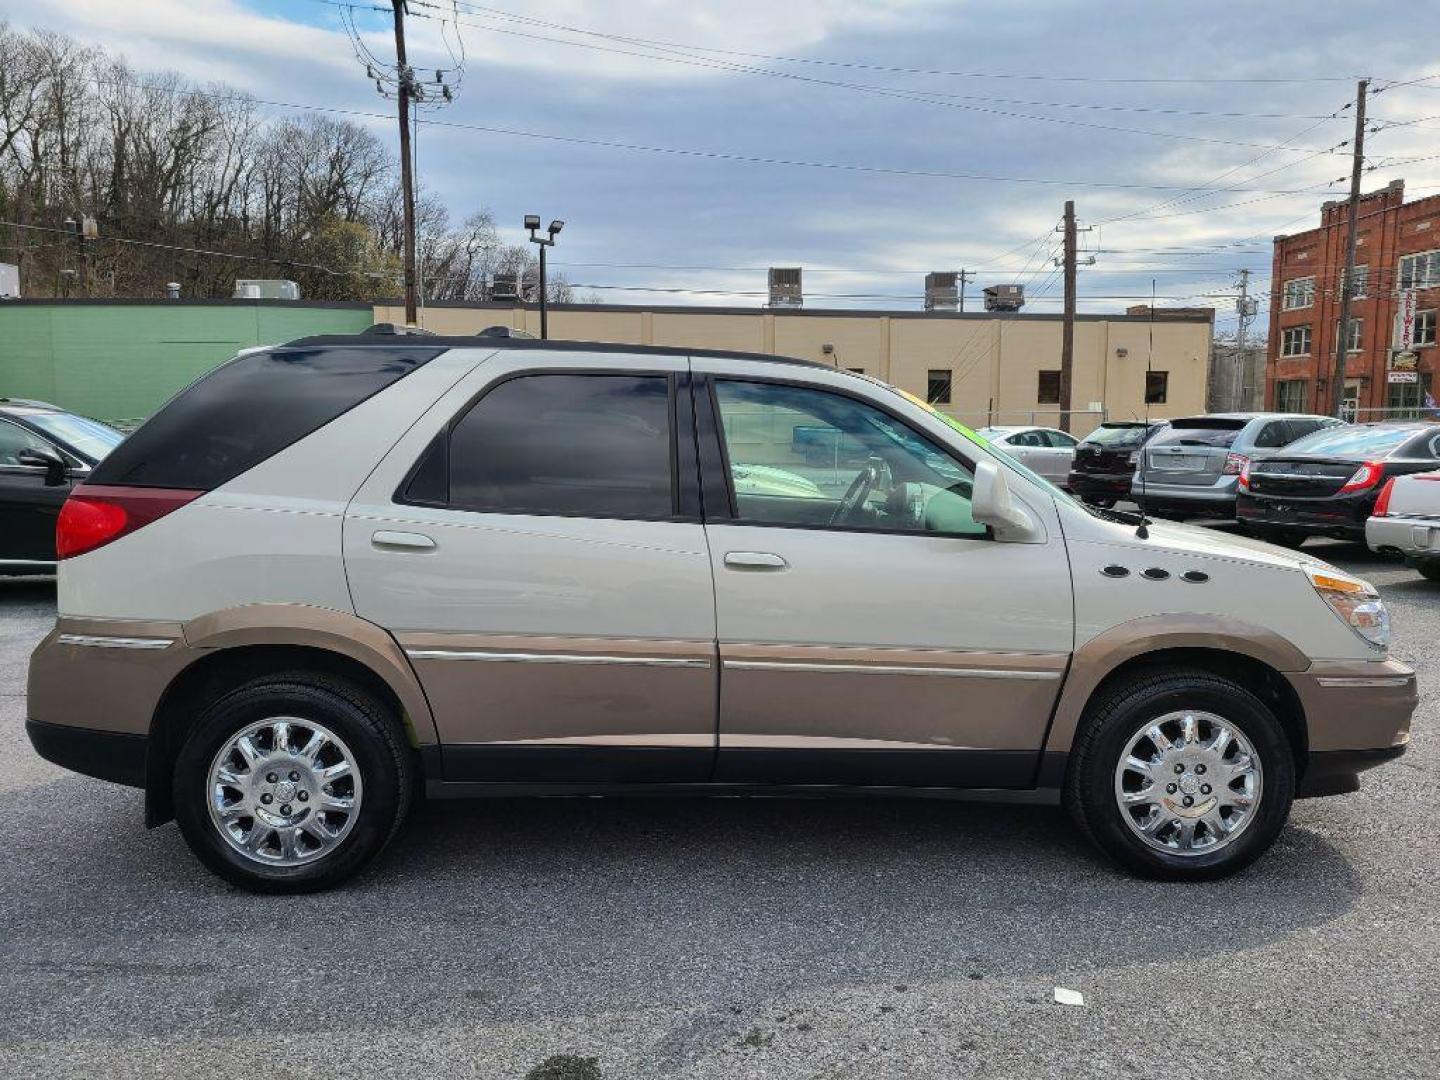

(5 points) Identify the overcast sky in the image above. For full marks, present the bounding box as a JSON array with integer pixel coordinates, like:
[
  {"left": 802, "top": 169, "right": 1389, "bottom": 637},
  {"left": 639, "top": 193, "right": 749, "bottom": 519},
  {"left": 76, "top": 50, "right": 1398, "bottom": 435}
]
[{"left": 6, "top": 0, "right": 1440, "bottom": 331}]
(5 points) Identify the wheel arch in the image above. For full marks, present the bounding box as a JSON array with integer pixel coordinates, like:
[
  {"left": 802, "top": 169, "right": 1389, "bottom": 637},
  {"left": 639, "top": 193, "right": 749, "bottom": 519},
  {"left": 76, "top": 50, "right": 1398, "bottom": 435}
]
[
  {"left": 1048, "top": 615, "right": 1310, "bottom": 769},
  {"left": 145, "top": 605, "right": 437, "bottom": 826}
]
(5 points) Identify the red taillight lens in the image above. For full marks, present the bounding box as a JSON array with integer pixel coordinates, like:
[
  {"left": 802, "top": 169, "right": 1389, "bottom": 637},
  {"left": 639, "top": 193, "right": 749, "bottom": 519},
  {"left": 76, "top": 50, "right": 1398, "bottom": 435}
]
[
  {"left": 1338, "top": 461, "right": 1384, "bottom": 496},
  {"left": 1237, "top": 459, "right": 1252, "bottom": 491},
  {"left": 1223, "top": 452, "right": 1249, "bottom": 476},
  {"left": 56, "top": 485, "right": 202, "bottom": 560},
  {"left": 1373, "top": 478, "right": 1397, "bottom": 516}
]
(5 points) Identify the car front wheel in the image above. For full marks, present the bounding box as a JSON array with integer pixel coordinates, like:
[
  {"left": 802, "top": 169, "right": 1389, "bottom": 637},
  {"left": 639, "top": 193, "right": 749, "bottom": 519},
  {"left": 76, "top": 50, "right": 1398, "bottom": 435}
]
[
  {"left": 173, "top": 674, "right": 413, "bottom": 893},
  {"left": 1064, "top": 668, "right": 1296, "bottom": 880}
]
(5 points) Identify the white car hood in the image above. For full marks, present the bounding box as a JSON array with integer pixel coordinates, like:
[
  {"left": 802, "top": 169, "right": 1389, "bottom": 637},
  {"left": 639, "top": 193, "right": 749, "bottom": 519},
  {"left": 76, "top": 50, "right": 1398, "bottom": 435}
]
[{"left": 1059, "top": 502, "right": 1340, "bottom": 574}]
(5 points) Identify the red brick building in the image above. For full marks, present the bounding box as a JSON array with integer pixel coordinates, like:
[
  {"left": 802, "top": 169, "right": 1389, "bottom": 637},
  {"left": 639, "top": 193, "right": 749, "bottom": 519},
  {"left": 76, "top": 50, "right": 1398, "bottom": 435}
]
[{"left": 1266, "top": 178, "right": 1440, "bottom": 418}]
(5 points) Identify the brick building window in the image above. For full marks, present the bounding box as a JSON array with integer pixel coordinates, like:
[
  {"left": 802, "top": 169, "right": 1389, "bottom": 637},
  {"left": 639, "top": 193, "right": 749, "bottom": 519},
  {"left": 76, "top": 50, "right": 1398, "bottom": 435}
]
[
  {"left": 1037, "top": 370, "right": 1061, "bottom": 404},
  {"left": 1282, "top": 277, "right": 1315, "bottom": 309},
  {"left": 926, "top": 369, "right": 952, "bottom": 404},
  {"left": 1281, "top": 325, "right": 1312, "bottom": 356},
  {"left": 1416, "top": 310, "right": 1437, "bottom": 347},
  {"left": 1343, "top": 265, "right": 1368, "bottom": 298},
  {"left": 1145, "top": 371, "right": 1168, "bottom": 404},
  {"left": 1335, "top": 318, "right": 1363, "bottom": 352},
  {"left": 1275, "top": 380, "right": 1308, "bottom": 413},
  {"left": 1399, "top": 250, "right": 1440, "bottom": 291}
]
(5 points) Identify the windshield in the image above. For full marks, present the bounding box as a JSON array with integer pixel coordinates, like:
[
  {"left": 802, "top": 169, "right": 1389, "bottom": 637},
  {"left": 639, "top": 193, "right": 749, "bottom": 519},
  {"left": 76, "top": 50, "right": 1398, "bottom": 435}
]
[
  {"left": 1148, "top": 419, "right": 1245, "bottom": 449},
  {"left": 1083, "top": 424, "right": 1151, "bottom": 448},
  {"left": 25, "top": 412, "right": 123, "bottom": 462},
  {"left": 1281, "top": 425, "right": 1417, "bottom": 458}
]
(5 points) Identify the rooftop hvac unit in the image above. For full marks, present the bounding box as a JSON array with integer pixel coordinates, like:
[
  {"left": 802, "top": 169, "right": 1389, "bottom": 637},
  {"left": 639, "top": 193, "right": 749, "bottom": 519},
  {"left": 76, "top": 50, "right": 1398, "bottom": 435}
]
[
  {"left": 490, "top": 272, "right": 519, "bottom": 300},
  {"left": 233, "top": 279, "right": 300, "bottom": 300},
  {"left": 983, "top": 284, "right": 1025, "bottom": 312},
  {"left": 924, "top": 271, "right": 959, "bottom": 312},
  {"left": 768, "top": 267, "right": 803, "bottom": 309}
]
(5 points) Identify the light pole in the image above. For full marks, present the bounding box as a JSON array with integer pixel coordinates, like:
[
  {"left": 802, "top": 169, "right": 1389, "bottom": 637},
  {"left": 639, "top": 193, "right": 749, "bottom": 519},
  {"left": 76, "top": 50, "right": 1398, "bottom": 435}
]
[{"left": 525, "top": 215, "right": 563, "bottom": 339}]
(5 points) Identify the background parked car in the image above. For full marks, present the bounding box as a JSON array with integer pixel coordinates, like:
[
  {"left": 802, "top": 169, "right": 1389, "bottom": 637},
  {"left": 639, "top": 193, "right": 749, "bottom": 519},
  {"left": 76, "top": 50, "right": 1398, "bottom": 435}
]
[
  {"left": 1367, "top": 469, "right": 1440, "bottom": 581},
  {"left": 1067, "top": 420, "right": 1168, "bottom": 508},
  {"left": 1131, "top": 412, "right": 1342, "bottom": 521},
  {"left": 1238, "top": 422, "right": 1440, "bottom": 547},
  {"left": 0, "top": 398, "right": 123, "bottom": 574},
  {"left": 973, "top": 425, "right": 1078, "bottom": 487}
]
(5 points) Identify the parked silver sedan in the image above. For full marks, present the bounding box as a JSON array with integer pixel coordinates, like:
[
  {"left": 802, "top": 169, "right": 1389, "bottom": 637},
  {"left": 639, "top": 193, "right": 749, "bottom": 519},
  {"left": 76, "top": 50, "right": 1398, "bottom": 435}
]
[
  {"left": 974, "top": 425, "right": 1079, "bottom": 487},
  {"left": 1367, "top": 468, "right": 1440, "bottom": 582}
]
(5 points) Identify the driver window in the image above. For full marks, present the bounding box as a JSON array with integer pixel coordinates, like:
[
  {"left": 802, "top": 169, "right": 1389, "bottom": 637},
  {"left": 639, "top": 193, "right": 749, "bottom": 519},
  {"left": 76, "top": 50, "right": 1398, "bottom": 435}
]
[{"left": 712, "top": 380, "right": 985, "bottom": 536}]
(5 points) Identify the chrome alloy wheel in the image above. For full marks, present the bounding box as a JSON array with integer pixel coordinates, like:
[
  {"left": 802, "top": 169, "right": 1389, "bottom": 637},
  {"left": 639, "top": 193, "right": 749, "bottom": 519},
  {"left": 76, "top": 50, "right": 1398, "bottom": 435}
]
[
  {"left": 1113, "top": 710, "right": 1262, "bottom": 856},
  {"left": 207, "top": 717, "right": 363, "bottom": 867}
]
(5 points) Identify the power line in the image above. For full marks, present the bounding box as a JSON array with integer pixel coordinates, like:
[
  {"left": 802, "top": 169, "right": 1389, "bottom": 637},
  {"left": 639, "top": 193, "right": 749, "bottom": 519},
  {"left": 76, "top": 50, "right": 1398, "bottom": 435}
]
[{"left": 423, "top": 0, "right": 1377, "bottom": 86}]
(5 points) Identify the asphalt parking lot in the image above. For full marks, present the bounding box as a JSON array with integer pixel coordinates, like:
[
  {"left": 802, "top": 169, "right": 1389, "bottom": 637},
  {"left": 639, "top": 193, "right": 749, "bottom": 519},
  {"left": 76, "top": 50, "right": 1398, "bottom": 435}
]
[{"left": 0, "top": 538, "right": 1437, "bottom": 1079}]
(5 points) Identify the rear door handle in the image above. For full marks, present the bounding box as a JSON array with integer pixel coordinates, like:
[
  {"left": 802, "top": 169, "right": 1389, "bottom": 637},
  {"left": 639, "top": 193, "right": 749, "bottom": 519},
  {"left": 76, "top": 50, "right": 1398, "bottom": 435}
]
[
  {"left": 372, "top": 530, "right": 436, "bottom": 551},
  {"left": 724, "top": 551, "right": 787, "bottom": 569}
]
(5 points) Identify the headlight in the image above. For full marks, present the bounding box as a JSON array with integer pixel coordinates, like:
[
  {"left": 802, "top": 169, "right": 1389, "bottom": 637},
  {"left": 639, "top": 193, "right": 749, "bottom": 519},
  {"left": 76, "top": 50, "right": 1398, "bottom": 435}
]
[{"left": 1305, "top": 566, "right": 1389, "bottom": 648}]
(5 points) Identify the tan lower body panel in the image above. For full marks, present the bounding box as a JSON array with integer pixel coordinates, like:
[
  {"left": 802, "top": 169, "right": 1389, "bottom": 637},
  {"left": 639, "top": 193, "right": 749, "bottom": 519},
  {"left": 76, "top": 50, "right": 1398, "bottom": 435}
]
[
  {"left": 718, "top": 643, "right": 1068, "bottom": 752},
  {"left": 1287, "top": 658, "right": 1417, "bottom": 752},
  {"left": 396, "top": 633, "right": 718, "bottom": 746}
]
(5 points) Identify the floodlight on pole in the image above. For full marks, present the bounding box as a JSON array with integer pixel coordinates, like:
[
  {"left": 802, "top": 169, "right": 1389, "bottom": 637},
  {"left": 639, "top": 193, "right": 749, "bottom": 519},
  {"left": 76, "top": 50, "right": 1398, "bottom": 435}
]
[{"left": 525, "top": 212, "right": 563, "bottom": 340}]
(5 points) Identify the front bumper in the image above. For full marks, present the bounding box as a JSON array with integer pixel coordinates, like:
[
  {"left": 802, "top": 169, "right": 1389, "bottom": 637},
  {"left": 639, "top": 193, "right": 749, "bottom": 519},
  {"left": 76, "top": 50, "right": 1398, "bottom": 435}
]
[
  {"left": 26, "top": 717, "right": 147, "bottom": 788},
  {"left": 1288, "top": 657, "right": 1417, "bottom": 797}
]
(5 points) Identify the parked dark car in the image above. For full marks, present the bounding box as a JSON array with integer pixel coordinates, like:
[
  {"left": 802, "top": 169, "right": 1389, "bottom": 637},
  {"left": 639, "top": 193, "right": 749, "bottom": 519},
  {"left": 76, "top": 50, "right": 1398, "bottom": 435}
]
[
  {"left": 1237, "top": 422, "right": 1440, "bottom": 546},
  {"left": 1067, "top": 420, "right": 1167, "bottom": 507},
  {"left": 0, "top": 398, "right": 124, "bottom": 573}
]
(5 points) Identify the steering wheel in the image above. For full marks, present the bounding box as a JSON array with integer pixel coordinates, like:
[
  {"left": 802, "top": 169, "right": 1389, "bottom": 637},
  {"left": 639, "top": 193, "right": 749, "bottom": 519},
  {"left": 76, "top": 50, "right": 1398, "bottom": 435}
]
[{"left": 830, "top": 463, "right": 881, "bottom": 526}]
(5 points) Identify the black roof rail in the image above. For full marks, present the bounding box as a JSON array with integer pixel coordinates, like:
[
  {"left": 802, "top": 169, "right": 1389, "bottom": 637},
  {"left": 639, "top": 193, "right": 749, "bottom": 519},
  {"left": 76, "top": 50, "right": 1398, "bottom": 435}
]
[{"left": 275, "top": 335, "right": 828, "bottom": 368}]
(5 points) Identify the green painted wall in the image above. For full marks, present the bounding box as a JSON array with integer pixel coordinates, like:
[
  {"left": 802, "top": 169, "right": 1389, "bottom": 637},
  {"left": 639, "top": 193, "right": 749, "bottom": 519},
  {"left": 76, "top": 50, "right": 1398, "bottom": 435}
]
[{"left": 0, "top": 302, "right": 373, "bottom": 423}]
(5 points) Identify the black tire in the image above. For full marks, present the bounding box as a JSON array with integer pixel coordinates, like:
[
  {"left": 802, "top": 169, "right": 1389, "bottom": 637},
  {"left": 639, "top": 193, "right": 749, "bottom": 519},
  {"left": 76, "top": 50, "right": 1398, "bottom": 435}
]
[
  {"left": 1417, "top": 560, "right": 1440, "bottom": 582},
  {"left": 1088, "top": 497, "right": 1116, "bottom": 509},
  {"left": 1064, "top": 668, "right": 1296, "bottom": 881},
  {"left": 173, "top": 673, "right": 413, "bottom": 893}
]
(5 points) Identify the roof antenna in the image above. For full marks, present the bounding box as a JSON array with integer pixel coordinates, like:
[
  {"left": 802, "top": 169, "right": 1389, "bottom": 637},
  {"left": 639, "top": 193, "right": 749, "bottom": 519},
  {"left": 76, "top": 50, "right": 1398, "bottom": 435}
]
[{"left": 1135, "top": 279, "right": 1156, "bottom": 540}]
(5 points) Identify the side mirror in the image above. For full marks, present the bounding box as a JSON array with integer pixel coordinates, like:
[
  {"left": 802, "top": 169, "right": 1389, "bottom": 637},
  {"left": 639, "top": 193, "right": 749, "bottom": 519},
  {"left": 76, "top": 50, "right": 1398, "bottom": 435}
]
[
  {"left": 970, "top": 459, "right": 1041, "bottom": 542},
  {"left": 17, "top": 447, "right": 69, "bottom": 486}
]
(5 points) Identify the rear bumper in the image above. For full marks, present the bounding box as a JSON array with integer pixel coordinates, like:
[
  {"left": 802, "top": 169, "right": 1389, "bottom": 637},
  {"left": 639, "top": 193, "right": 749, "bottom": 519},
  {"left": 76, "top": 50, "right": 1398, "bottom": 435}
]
[
  {"left": 1237, "top": 491, "right": 1374, "bottom": 539},
  {"left": 26, "top": 717, "right": 147, "bottom": 788},
  {"left": 1366, "top": 513, "right": 1440, "bottom": 558},
  {"left": 1068, "top": 471, "right": 1133, "bottom": 500},
  {"left": 1130, "top": 474, "right": 1238, "bottom": 516}
]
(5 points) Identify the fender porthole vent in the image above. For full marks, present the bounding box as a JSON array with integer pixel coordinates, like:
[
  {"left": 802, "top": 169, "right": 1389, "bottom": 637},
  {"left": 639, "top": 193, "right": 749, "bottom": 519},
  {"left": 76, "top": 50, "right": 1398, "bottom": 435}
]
[
  {"left": 1101, "top": 564, "right": 1130, "bottom": 578},
  {"left": 1140, "top": 567, "right": 1170, "bottom": 581},
  {"left": 1181, "top": 570, "right": 1210, "bottom": 584}
]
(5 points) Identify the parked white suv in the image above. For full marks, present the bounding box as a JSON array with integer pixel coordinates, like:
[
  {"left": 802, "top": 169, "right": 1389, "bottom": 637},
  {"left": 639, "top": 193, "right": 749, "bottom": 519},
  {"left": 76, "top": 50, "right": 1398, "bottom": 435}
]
[{"left": 27, "top": 335, "right": 1416, "bottom": 891}]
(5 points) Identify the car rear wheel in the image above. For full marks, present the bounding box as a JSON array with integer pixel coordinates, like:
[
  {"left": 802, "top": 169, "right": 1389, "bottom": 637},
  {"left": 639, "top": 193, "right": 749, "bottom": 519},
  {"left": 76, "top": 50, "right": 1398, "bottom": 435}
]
[
  {"left": 1256, "top": 526, "right": 1308, "bottom": 548},
  {"left": 1417, "top": 560, "right": 1440, "bottom": 582},
  {"left": 173, "top": 674, "right": 412, "bottom": 893},
  {"left": 1064, "top": 668, "right": 1295, "bottom": 881}
]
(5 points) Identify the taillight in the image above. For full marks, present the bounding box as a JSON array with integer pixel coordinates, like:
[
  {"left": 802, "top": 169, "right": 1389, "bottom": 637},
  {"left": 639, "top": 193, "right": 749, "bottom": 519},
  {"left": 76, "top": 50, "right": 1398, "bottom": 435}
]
[
  {"left": 56, "top": 485, "right": 202, "bottom": 560},
  {"left": 1237, "top": 459, "right": 1252, "bottom": 491},
  {"left": 1223, "top": 452, "right": 1249, "bottom": 476},
  {"left": 1372, "top": 478, "right": 1397, "bottom": 516},
  {"left": 1338, "top": 461, "right": 1384, "bottom": 496}
]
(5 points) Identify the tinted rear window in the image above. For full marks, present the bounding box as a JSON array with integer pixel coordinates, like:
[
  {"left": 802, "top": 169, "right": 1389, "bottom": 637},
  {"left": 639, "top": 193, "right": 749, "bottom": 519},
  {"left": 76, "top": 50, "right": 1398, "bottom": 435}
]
[
  {"left": 1149, "top": 419, "right": 1246, "bottom": 449},
  {"left": 1281, "top": 425, "right": 1419, "bottom": 458},
  {"left": 1083, "top": 424, "right": 1149, "bottom": 447},
  {"left": 89, "top": 346, "right": 440, "bottom": 489},
  {"left": 447, "top": 374, "right": 674, "bottom": 519}
]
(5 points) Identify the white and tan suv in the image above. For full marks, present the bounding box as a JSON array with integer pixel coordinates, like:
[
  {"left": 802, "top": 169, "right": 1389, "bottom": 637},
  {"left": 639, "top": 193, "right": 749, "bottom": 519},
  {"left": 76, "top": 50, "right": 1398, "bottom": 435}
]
[{"left": 26, "top": 334, "right": 1417, "bottom": 891}]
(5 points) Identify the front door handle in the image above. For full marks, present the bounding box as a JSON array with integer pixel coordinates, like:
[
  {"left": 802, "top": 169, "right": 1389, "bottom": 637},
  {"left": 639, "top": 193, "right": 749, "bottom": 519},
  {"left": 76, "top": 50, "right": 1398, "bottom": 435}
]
[
  {"left": 724, "top": 551, "right": 787, "bottom": 570},
  {"left": 372, "top": 530, "right": 436, "bottom": 551}
]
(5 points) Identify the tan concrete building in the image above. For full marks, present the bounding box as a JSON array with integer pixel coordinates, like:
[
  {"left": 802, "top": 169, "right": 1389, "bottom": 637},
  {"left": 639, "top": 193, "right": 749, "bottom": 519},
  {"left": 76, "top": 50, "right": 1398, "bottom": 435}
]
[{"left": 373, "top": 301, "right": 1213, "bottom": 436}]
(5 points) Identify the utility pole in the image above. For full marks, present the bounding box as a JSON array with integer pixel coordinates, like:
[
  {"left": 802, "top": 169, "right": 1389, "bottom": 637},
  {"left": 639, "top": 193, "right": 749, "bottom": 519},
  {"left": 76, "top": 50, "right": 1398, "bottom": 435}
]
[
  {"left": 1329, "top": 77, "right": 1368, "bottom": 419},
  {"left": 1059, "top": 200, "right": 1077, "bottom": 432},
  {"left": 1233, "top": 268, "right": 1253, "bottom": 410},
  {"left": 391, "top": 0, "right": 418, "bottom": 326},
  {"left": 958, "top": 268, "right": 970, "bottom": 313}
]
